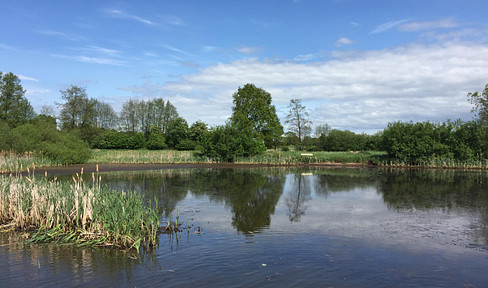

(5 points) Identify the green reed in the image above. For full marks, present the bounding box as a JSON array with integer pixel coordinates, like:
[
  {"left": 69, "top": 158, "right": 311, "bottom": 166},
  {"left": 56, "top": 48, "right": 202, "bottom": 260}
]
[{"left": 0, "top": 168, "right": 161, "bottom": 251}]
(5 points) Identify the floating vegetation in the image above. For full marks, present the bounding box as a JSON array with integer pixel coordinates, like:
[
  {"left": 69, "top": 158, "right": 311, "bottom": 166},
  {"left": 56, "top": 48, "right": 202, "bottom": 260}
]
[{"left": 0, "top": 166, "right": 161, "bottom": 252}]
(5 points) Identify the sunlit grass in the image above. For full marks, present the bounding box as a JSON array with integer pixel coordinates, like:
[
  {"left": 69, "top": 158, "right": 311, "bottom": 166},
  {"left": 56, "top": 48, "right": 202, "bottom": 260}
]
[
  {"left": 87, "top": 149, "right": 211, "bottom": 164},
  {"left": 87, "top": 149, "right": 388, "bottom": 165},
  {"left": 0, "top": 151, "right": 59, "bottom": 173},
  {"left": 0, "top": 168, "right": 160, "bottom": 251}
]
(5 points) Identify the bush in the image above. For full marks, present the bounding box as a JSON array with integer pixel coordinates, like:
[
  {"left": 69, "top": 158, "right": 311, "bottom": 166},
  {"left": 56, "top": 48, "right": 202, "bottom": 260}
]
[
  {"left": 37, "top": 133, "right": 91, "bottom": 164},
  {"left": 201, "top": 124, "right": 266, "bottom": 162},
  {"left": 0, "top": 116, "right": 91, "bottom": 164},
  {"left": 146, "top": 132, "right": 168, "bottom": 150}
]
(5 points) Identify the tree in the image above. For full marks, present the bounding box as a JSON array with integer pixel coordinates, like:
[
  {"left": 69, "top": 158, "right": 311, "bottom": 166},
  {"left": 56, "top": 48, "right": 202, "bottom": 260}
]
[
  {"left": 467, "top": 83, "right": 488, "bottom": 127},
  {"left": 120, "top": 99, "right": 139, "bottom": 133},
  {"left": 285, "top": 99, "right": 312, "bottom": 144},
  {"left": 40, "top": 105, "right": 56, "bottom": 118},
  {"left": 201, "top": 123, "right": 266, "bottom": 162},
  {"left": 166, "top": 117, "right": 189, "bottom": 149},
  {"left": 230, "top": 84, "right": 283, "bottom": 148},
  {"left": 58, "top": 85, "right": 96, "bottom": 130},
  {"left": 94, "top": 100, "right": 118, "bottom": 129},
  {"left": 189, "top": 120, "right": 208, "bottom": 146},
  {"left": 162, "top": 100, "right": 179, "bottom": 134},
  {"left": 315, "top": 123, "right": 331, "bottom": 137},
  {"left": 0, "top": 72, "right": 35, "bottom": 126}
]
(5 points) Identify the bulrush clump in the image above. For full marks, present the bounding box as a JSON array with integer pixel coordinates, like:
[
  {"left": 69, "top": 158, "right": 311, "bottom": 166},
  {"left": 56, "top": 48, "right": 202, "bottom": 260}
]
[{"left": 0, "top": 166, "right": 161, "bottom": 252}]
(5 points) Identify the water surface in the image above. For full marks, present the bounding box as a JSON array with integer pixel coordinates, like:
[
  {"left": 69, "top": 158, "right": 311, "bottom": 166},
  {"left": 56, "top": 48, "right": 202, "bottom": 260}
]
[{"left": 2, "top": 167, "right": 488, "bottom": 287}]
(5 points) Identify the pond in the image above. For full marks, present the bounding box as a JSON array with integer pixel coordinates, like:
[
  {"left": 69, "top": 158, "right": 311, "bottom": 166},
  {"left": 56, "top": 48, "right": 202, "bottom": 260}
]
[{"left": 1, "top": 166, "right": 488, "bottom": 287}]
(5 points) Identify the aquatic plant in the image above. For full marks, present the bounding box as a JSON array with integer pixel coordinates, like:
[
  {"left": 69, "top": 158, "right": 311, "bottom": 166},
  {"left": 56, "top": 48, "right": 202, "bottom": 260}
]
[{"left": 0, "top": 167, "right": 161, "bottom": 251}]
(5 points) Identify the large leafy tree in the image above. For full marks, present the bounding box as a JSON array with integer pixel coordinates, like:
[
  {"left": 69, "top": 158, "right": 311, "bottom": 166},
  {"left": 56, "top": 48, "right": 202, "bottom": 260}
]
[
  {"left": 0, "top": 72, "right": 35, "bottom": 126},
  {"left": 285, "top": 98, "right": 312, "bottom": 144},
  {"left": 230, "top": 83, "right": 283, "bottom": 148}
]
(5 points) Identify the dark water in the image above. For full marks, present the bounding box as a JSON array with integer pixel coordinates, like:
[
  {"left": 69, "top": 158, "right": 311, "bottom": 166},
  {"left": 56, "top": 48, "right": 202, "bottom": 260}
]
[{"left": 2, "top": 167, "right": 488, "bottom": 287}]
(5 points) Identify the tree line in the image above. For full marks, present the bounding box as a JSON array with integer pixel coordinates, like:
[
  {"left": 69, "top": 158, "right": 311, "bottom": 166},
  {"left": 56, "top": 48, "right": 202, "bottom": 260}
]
[{"left": 1, "top": 71, "right": 487, "bottom": 164}]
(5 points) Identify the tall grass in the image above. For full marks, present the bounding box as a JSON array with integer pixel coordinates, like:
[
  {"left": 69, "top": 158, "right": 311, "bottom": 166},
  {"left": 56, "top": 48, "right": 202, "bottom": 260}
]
[
  {"left": 87, "top": 149, "right": 210, "bottom": 164},
  {"left": 0, "top": 151, "right": 58, "bottom": 173},
  {"left": 0, "top": 168, "right": 160, "bottom": 251},
  {"left": 88, "top": 149, "right": 387, "bottom": 166}
]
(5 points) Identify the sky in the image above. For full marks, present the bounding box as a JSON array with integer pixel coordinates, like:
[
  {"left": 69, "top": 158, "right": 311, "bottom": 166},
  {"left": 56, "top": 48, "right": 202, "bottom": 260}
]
[{"left": 1, "top": 0, "right": 488, "bottom": 134}]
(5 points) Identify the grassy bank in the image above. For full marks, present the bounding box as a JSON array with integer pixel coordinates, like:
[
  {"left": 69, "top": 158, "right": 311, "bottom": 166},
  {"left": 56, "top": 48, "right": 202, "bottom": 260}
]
[
  {"left": 87, "top": 149, "right": 387, "bottom": 165},
  {"left": 86, "top": 149, "right": 211, "bottom": 164},
  {"left": 0, "top": 169, "right": 160, "bottom": 251}
]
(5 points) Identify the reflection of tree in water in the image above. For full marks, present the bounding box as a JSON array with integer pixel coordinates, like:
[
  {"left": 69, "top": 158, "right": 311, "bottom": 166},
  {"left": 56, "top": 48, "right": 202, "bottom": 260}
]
[
  {"left": 285, "top": 174, "right": 312, "bottom": 222},
  {"left": 187, "top": 169, "right": 285, "bottom": 233},
  {"left": 98, "top": 170, "right": 192, "bottom": 217},
  {"left": 378, "top": 169, "right": 488, "bottom": 245},
  {"left": 99, "top": 168, "right": 286, "bottom": 234}
]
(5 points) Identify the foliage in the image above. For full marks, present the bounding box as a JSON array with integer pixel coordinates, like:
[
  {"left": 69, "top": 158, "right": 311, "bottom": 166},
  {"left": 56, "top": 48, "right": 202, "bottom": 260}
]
[
  {"left": 93, "top": 130, "right": 147, "bottom": 150},
  {"left": 0, "top": 72, "right": 35, "bottom": 126},
  {"left": 58, "top": 85, "right": 97, "bottom": 131},
  {"left": 230, "top": 84, "right": 283, "bottom": 148},
  {"left": 166, "top": 117, "right": 190, "bottom": 149},
  {"left": 382, "top": 120, "right": 488, "bottom": 165},
  {"left": 119, "top": 98, "right": 179, "bottom": 134},
  {"left": 285, "top": 98, "right": 312, "bottom": 143},
  {"left": 317, "top": 129, "right": 378, "bottom": 152},
  {"left": 201, "top": 124, "right": 266, "bottom": 162},
  {"left": 94, "top": 100, "right": 118, "bottom": 129},
  {"left": 315, "top": 123, "right": 332, "bottom": 137},
  {"left": 146, "top": 129, "right": 168, "bottom": 150},
  {"left": 467, "top": 83, "right": 488, "bottom": 126},
  {"left": 0, "top": 115, "right": 91, "bottom": 164}
]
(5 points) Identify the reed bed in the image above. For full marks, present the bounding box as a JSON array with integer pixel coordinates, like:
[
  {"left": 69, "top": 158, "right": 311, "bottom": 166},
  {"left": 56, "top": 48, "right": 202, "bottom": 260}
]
[
  {"left": 0, "top": 168, "right": 160, "bottom": 251},
  {"left": 88, "top": 149, "right": 387, "bottom": 166},
  {"left": 87, "top": 149, "right": 211, "bottom": 164},
  {"left": 0, "top": 151, "right": 58, "bottom": 173}
]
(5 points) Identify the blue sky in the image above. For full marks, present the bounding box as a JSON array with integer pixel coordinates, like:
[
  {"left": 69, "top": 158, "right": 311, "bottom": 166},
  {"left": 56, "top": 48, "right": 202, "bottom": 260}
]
[{"left": 1, "top": 0, "right": 487, "bottom": 133}]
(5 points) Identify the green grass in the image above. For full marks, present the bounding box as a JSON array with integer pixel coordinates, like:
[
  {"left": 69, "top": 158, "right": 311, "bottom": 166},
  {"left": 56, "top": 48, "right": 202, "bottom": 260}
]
[
  {"left": 0, "top": 170, "right": 161, "bottom": 251},
  {"left": 234, "top": 150, "right": 388, "bottom": 165},
  {"left": 0, "top": 151, "right": 59, "bottom": 173},
  {"left": 88, "top": 149, "right": 387, "bottom": 166},
  {"left": 87, "top": 149, "right": 210, "bottom": 164}
]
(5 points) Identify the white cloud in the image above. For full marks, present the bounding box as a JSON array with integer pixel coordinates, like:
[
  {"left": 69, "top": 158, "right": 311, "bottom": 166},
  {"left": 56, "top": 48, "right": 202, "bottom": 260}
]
[
  {"left": 122, "top": 42, "right": 488, "bottom": 133},
  {"left": 335, "top": 37, "right": 355, "bottom": 47},
  {"left": 370, "top": 19, "right": 411, "bottom": 34},
  {"left": 399, "top": 18, "right": 460, "bottom": 32}
]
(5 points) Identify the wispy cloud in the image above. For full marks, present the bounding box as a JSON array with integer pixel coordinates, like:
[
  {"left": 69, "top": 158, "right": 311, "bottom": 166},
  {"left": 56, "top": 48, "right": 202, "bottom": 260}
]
[
  {"left": 38, "top": 29, "right": 85, "bottom": 41},
  {"left": 50, "top": 54, "right": 126, "bottom": 66},
  {"left": 236, "top": 46, "right": 261, "bottom": 54},
  {"left": 399, "top": 18, "right": 460, "bottom": 32},
  {"left": 18, "top": 75, "right": 39, "bottom": 82},
  {"left": 370, "top": 19, "right": 411, "bottom": 34},
  {"left": 335, "top": 37, "right": 356, "bottom": 47},
  {"left": 161, "top": 44, "right": 191, "bottom": 56},
  {"left": 0, "top": 43, "right": 16, "bottom": 50},
  {"left": 104, "top": 8, "right": 154, "bottom": 25}
]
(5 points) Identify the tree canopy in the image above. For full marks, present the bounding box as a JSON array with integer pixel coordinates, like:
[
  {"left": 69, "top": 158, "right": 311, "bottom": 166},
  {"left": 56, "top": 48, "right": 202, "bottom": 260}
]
[
  {"left": 230, "top": 83, "right": 283, "bottom": 148},
  {"left": 0, "top": 72, "right": 35, "bottom": 126},
  {"left": 468, "top": 83, "right": 488, "bottom": 126}
]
